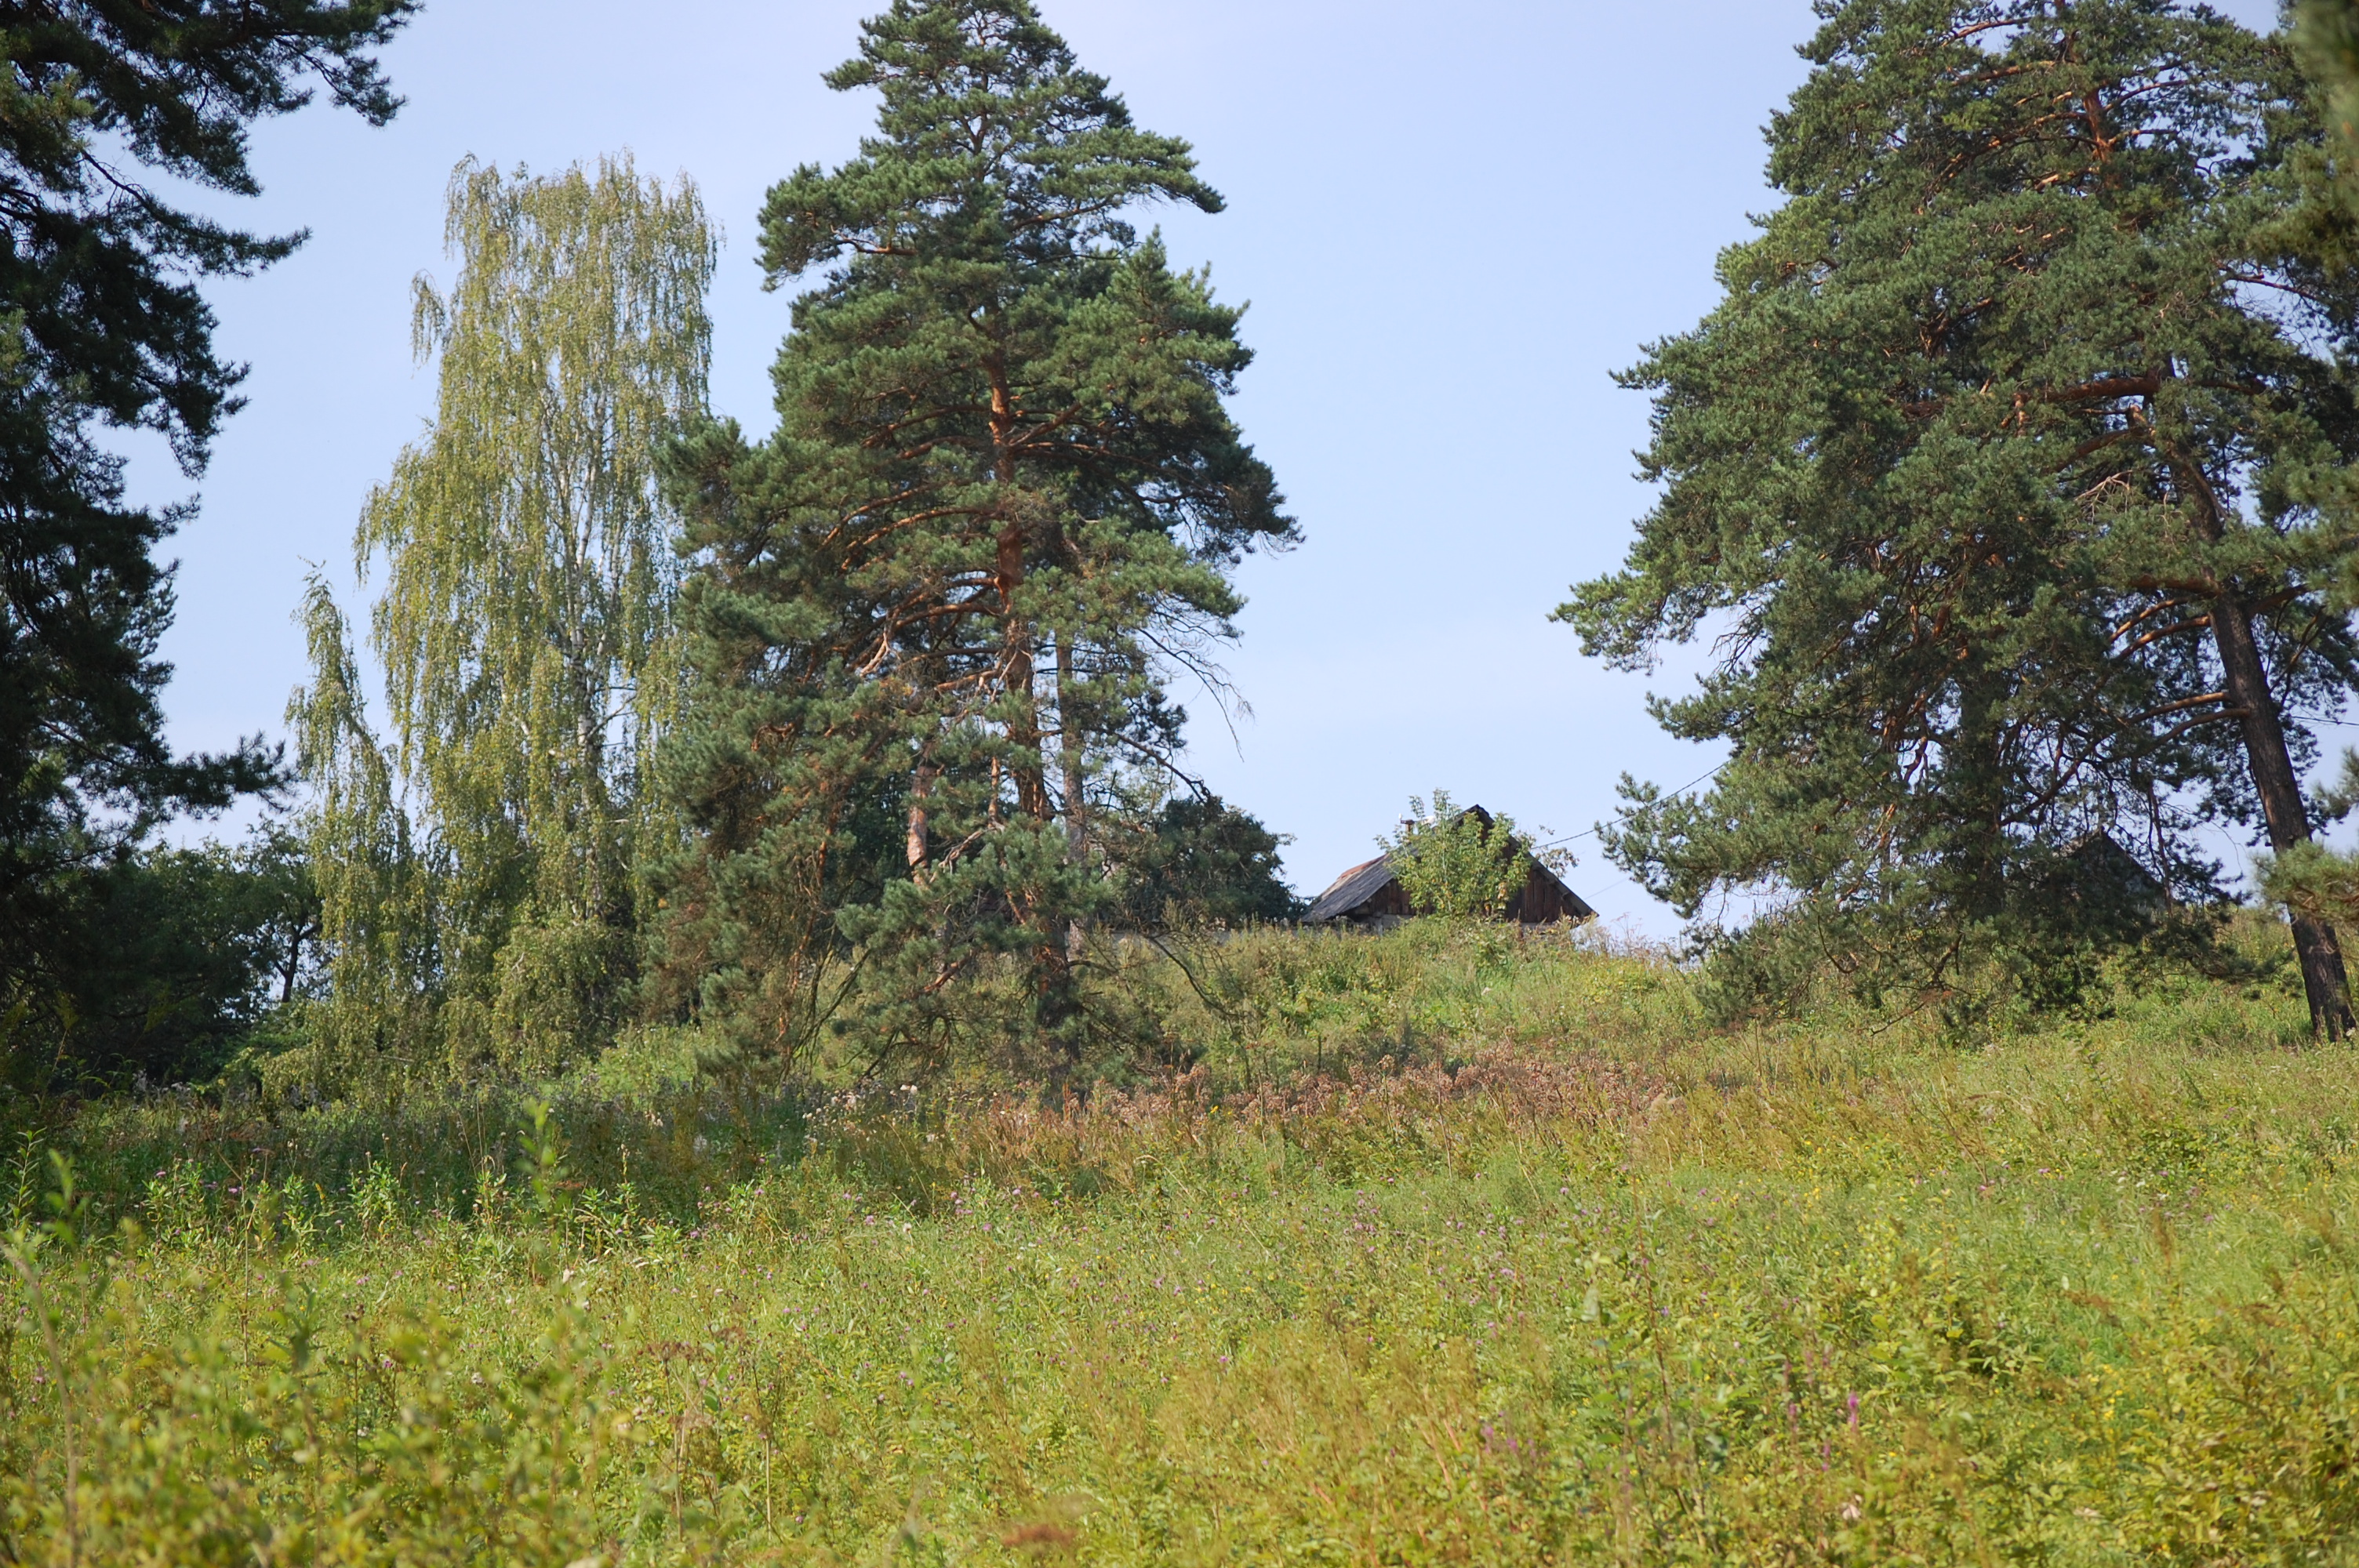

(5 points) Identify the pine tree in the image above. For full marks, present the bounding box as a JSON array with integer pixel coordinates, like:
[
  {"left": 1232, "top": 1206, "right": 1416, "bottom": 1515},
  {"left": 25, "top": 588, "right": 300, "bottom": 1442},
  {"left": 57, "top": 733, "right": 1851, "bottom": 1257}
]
[
  {"left": 1560, "top": 0, "right": 2359, "bottom": 1031},
  {"left": 293, "top": 158, "right": 715, "bottom": 1083},
  {"left": 660, "top": 0, "right": 1292, "bottom": 1064},
  {"left": 0, "top": 0, "right": 413, "bottom": 1080},
  {"left": 2235, "top": 5, "right": 2359, "bottom": 952}
]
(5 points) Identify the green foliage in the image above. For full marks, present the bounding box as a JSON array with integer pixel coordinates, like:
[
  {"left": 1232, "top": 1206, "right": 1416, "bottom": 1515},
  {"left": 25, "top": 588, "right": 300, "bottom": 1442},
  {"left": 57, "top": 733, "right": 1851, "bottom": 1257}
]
[
  {"left": 0, "top": 822, "right": 322, "bottom": 1092},
  {"left": 293, "top": 158, "right": 718, "bottom": 1091},
  {"left": 11, "top": 928, "right": 2359, "bottom": 1561},
  {"left": 2264, "top": 836, "right": 2359, "bottom": 924},
  {"left": 288, "top": 576, "right": 442, "bottom": 1090},
  {"left": 67, "top": 826, "right": 318, "bottom": 1086},
  {"left": 1377, "top": 790, "right": 1540, "bottom": 922},
  {"left": 659, "top": 0, "right": 1292, "bottom": 1069},
  {"left": 0, "top": 0, "right": 413, "bottom": 1087},
  {"left": 1107, "top": 790, "right": 1298, "bottom": 929},
  {"left": 1559, "top": 0, "right": 2359, "bottom": 1024},
  {"left": 2260, "top": 750, "right": 2359, "bottom": 928}
]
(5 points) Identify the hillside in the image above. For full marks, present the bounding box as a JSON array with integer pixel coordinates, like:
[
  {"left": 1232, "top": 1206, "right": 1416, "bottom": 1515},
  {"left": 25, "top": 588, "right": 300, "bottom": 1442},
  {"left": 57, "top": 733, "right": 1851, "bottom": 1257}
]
[{"left": 6, "top": 925, "right": 2358, "bottom": 1564}]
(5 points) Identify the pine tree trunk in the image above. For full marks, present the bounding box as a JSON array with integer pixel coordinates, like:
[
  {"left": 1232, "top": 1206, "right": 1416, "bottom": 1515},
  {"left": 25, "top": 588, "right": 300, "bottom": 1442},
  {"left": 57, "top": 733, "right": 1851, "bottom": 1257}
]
[
  {"left": 2211, "top": 589, "right": 2354, "bottom": 1038},
  {"left": 994, "top": 519, "right": 1051, "bottom": 822},
  {"left": 1056, "top": 633, "right": 1086, "bottom": 855},
  {"left": 988, "top": 366, "right": 1074, "bottom": 1032},
  {"left": 987, "top": 368, "right": 1051, "bottom": 826},
  {"left": 1954, "top": 653, "right": 2007, "bottom": 928},
  {"left": 2175, "top": 447, "right": 2354, "bottom": 1040},
  {"left": 906, "top": 760, "right": 934, "bottom": 877}
]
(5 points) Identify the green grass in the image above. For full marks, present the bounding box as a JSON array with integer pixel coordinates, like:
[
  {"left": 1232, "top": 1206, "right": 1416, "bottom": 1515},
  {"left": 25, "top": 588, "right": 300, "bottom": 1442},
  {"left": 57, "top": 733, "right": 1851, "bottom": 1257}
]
[{"left": 8, "top": 924, "right": 2359, "bottom": 1564}]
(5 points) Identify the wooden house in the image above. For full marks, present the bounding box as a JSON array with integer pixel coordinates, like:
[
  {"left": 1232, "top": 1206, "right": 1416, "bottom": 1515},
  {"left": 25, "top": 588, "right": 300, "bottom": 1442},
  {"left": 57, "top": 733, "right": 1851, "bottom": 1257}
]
[
  {"left": 2065, "top": 831, "right": 2170, "bottom": 913},
  {"left": 1303, "top": 806, "right": 1596, "bottom": 927}
]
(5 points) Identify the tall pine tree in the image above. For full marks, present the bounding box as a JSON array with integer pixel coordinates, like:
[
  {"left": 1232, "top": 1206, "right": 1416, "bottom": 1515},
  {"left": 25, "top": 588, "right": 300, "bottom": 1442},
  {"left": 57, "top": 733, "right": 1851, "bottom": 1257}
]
[
  {"left": 660, "top": 0, "right": 1291, "bottom": 1065},
  {"left": 1561, "top": 0, "right": 2359, "bottom": 1030},
  {"left": 0, "top": 0, "right": 414, "bottom": 1083}
]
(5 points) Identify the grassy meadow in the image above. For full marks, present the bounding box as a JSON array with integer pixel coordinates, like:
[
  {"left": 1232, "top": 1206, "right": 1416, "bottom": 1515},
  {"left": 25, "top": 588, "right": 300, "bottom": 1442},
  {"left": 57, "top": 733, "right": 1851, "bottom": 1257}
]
[{"left": 7, "top": 922, "right": 2359, "bottom": 1565}]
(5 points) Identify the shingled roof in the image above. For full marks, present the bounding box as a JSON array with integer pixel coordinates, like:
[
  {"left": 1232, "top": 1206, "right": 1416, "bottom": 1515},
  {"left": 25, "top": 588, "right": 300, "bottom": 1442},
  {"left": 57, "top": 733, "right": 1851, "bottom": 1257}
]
[{"left": 1303, "top": 855, "right": 1400, "bottom": 924}]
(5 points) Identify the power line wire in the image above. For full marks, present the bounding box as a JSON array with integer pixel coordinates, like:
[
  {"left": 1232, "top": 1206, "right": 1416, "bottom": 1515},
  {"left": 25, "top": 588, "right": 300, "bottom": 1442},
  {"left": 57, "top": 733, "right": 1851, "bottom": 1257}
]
[{"left": 1538, "top": 760, "right": 1731, "bottom": 849}]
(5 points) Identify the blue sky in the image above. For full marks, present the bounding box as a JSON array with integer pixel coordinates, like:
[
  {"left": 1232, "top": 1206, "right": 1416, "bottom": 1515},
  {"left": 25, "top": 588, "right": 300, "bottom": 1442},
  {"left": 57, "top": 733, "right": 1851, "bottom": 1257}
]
[{"left": 147, "top": 0, "right": 2284, "bottom": 931}]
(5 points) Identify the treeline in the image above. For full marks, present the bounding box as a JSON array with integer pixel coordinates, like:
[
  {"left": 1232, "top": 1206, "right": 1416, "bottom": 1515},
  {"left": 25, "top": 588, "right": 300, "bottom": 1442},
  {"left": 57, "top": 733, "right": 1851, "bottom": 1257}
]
[
  {"left": 20, "top": 0, "right": 2359, "bottom": 1100},
  {"left": 3, "top": 1, "right": 1301, "bottom": 1095}
]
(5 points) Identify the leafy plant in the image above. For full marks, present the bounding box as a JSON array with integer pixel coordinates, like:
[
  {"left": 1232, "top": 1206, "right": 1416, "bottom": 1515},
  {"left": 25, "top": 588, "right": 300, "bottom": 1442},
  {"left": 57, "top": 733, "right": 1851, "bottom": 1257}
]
[
  {"left": 293, "top": 158, "right": 718, "bottom": 1090},
  {"left": 1378, "top": 790, "right": 1543, "bottom": 923}
]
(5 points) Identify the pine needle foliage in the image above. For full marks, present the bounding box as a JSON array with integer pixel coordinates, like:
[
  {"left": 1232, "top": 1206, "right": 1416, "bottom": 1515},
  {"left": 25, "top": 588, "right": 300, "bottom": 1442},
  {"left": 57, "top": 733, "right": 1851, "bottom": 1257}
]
[
  {"left": 659, "top": 0, "right": 1293, "bottom": 1069},
  {"left": 1561, "top": 0, "right": 2359, "bottom": 1028},
  {"left": 0, "top": 0, "right": 413, "bottom": 1086},
  {"left": 2297, "top": 0, "right": 2359, "bottom": 159},
  {"left": 292, "top": 158, "right": 717, "bottom": 1089}
]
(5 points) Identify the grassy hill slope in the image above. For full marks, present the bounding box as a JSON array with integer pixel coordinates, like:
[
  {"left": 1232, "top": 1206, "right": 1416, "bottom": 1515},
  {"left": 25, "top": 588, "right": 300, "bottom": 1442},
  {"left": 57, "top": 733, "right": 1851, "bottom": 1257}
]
[{"left": 6, "top": 924, "right": 2358, "bottom": 1564}]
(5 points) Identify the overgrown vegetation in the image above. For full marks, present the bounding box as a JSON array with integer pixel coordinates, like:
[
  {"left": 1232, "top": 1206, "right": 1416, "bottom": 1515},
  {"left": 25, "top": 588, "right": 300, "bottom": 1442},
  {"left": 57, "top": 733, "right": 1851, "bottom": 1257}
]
[
  {"left": 9, "top": 921, "right": 2359, "bottom": 1564},
  {"left": 1380, "top": 791, "right": 1558, "bottom": 923},
  {"left": 17, "top": 1, "right": 2359, "bottom": 1556},
  {"left": 31, "top": 0, "right": 2359, "bottom": 1100}
]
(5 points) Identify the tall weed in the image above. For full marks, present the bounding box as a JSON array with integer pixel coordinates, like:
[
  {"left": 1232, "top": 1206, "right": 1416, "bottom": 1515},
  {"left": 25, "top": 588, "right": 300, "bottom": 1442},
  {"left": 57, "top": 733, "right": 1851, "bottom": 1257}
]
[{"left": 7, "top": 924, "right": 2359, "bottom": 1562}]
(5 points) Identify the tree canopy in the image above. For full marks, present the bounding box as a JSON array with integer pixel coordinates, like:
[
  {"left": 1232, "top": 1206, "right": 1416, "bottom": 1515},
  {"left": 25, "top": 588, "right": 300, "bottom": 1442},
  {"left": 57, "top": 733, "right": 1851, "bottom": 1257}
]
[
  {"left": 1379, "top": 793, "right": 1548, "bottom": 924},
  {"left": 1561, "top": 0, "right": 2359, "bottom": 1028},
  {"left": 1109, "top": 793, "right": 1297, "bottom": 931},
  {"left": 659, "top": 0, "right": 1292, "bottom": 1065},
  {"left": 294, "top": 158, "right": 716, "bottom": 1087}
]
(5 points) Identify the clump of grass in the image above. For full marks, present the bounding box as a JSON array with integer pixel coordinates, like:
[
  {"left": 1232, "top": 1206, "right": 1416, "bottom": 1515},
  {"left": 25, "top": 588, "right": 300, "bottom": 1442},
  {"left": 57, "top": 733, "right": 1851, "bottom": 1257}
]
[{"left": 8, "top": 925, "right": 2359, "bottom": 1562}]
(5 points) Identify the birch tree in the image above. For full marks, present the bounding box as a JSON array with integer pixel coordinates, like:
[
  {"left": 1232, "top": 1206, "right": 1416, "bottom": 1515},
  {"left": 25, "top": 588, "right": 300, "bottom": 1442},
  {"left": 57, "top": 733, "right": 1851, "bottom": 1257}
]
[{"left": 294, "top": 156, "right": 715, "bottom": 1080}]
